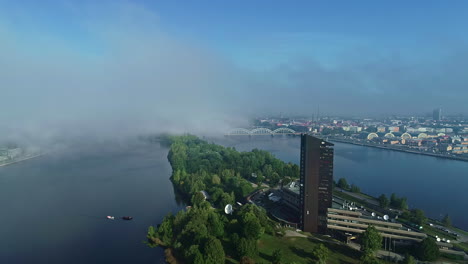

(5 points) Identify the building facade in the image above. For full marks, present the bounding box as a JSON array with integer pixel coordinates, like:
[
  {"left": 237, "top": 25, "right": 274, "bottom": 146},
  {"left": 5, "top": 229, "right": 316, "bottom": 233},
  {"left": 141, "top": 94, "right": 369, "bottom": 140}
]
[
  {"left": 299, "top": 134, "right": 334, "bottom": 233},
  {"left": 433, "top": 108, "right": 442, "bottom": 121}
]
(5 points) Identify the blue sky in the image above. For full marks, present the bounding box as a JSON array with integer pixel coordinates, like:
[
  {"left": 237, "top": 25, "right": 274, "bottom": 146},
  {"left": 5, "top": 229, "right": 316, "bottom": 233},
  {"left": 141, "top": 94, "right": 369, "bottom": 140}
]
[
  {"left": 3, "top": 0, "right": 468, "bottom": 68},
  {"left": 1, "top": 0, "right": 468, "bottom": 141}
]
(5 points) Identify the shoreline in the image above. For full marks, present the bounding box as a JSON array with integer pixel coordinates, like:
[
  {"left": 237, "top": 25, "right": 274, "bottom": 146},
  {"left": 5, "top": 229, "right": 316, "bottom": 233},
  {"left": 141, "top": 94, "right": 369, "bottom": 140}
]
[
  {"left": 328, "top": 138, "right": 468, "bottom": 162},
  {"left": 0, "top": 153, "right": 45, "bottom": 168}
]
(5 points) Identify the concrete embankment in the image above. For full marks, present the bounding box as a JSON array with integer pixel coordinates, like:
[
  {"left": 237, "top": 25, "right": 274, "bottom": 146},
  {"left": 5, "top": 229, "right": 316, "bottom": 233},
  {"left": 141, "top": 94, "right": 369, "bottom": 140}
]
[{"left": 328, "top": 138, "right": 468, "bottom": 162}]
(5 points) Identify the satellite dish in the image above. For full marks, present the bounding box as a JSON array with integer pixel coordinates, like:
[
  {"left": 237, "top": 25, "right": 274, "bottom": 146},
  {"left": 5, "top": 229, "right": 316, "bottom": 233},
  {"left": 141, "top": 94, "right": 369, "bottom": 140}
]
[
  {"left": 436, "top": 237, "right": 441, "bottom": 242},
  {"left": 447, "top": 240, "right": 451, "bottom": 243},
  {"left": 371, "top": 212, "right": 376, "bottom": 217},
  {"left": 383, "top": 215, "right": 389, "bottom": 221},
  {"left": 224, "top": 204, "right": 233, "bottom": 215}
]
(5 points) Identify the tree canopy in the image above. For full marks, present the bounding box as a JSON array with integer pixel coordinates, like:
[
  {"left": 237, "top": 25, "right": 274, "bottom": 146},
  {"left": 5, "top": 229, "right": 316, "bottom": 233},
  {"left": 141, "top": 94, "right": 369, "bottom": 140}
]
[
  {"left": 390, "top": 193, "right": 408, "bottom": 210},
  {"left": 337, "top": 178, "right": 349, "bottom": 189},
  {"left": 148, "top": 136, "right": 283, "bottom": 263},
  {"left": 442, "top": 214, "right": 452, "bottom": 227},
  {"left": 360, "top": 225, "right": 382, "bottom": 256},
  {"left": 416, "top": 237, "right": 440, "bottom": 261},
  {"left": 378, "top": 194, "right": 389, "bottom": 208},
  {"left": 167, "top": 135, "right": 299, "bottom": 203}
]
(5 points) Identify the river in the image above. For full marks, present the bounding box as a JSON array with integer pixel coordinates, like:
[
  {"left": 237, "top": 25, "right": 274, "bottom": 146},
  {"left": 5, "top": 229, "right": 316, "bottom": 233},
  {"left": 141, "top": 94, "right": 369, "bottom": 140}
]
[
  {"left": 0, "top": 140, "right": 184, "bottom": 264},
  {"left": 215, "top": 136, "right": 468, "bottom": 230},
  {"left": 0, "top": 136, "right": 466, "bottom": 263}
]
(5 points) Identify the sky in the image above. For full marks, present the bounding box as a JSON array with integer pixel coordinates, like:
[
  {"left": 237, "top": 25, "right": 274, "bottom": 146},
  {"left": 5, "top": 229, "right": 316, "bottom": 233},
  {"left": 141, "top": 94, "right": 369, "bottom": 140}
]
[{"left": 1, "top": 0, "right": 468, "bottom": 143}]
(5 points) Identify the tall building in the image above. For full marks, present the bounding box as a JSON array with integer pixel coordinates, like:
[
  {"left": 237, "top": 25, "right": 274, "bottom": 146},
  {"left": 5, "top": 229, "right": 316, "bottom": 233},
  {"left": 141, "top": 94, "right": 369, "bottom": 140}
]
[
  {"left": 299, "top": 134, "right": 334, "bottom": 233},
  {"left": 433, "top": 108, "right": 442, "bottom": 121}
]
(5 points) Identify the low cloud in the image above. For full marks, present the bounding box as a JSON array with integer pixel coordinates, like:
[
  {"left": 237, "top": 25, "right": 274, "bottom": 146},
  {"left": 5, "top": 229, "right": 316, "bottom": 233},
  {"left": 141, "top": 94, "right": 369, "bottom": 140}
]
[{"left": 1, "top": 1, "right": 467, "bottom": 146}]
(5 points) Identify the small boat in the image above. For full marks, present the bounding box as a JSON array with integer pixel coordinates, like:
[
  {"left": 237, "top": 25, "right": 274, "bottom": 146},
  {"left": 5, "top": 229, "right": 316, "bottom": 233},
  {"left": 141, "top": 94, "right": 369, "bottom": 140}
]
[
  {"left": 122, "top": 216, "right": 133, "bottom": 220},
  {"left": 107, "top": 216, "right": 115, "bottom": 220}
]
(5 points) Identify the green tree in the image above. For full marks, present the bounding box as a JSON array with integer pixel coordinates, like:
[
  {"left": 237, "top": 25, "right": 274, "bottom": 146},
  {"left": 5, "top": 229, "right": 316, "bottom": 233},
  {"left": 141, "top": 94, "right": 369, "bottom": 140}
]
[
  {"left": 191, "top": 192, "right": 206, "bottom": 207},
  {"left": 185, "top": 244, "right": 203, "bottom": 264},
  {"left": 242, "top": 212, "right": 264, "bottom": 240},
  {"left": 313, "top": 244, "right": 329, "bottom": 264},
  {"left": 402, "top": 253, "right": 416, "bottom": 264},
  {"left": 337, "top": 178, "right": 349, "bottom": 189},
  {"left": 212, "top": 174, "right": 221, "bottom": 185},
  {"left": 350, "top": 184, "right": 360, "bottom": 193},
  {"left": 378, "top": 194, "right": 389, "bottom": 208},
  {"left": 409, "top": 209, "right": 427, "bottom": 225},
  {"left": 203, "top": 237, "right": 225, "bottom": 264},
  {"left": 416, "top": 237, "right": 440, "bottom": 261},
  {"left": 360, "top": 225, "right": 382, "bottom": 256},
  {"left": 237, "top": 238, "right": 258, "bottom": 258},
  {"left": 146, "top": 226, "right": 158, "bottom": 247},
  {"left": 272, "top": 249, "right": 283, "bottom": 264},
  {"left": 207, "top": 212, "right": 224, "bottom": 238},
  {"left": 442, "top": 214, "right": 452, "bottom": 227}
]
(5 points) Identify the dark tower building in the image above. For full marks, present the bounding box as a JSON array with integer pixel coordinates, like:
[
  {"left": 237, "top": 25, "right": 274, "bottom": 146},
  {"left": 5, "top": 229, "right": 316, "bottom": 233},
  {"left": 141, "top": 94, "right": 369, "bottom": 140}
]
[
  {"left": 299, "top": 134, "right": 334, "bottom": 233},
  {"left": 433, "top": 108, "right": 442, "bottom": 121}
]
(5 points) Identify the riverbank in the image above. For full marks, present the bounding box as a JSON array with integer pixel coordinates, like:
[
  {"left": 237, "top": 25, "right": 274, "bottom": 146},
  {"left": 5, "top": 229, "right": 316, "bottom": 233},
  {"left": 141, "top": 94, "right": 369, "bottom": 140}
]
[
  {"left": 0, "top": 153, "right": 45, "bottom": 168},
  {"left": 328, "top": 138, "right": 468, "bottom": 162}
]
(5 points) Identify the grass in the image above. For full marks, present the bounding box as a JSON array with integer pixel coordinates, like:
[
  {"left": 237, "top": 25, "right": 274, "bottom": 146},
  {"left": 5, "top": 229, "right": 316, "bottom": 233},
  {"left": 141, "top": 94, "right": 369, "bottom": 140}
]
[
  {"left": 422, "top": 224, "right": 458, "bottom": 241},
  {"left": 452, "top": 226, "right": 468, "bottom": 237},
  {"left": 453, "top": 242, "right": 468, "bottom": 253},
  {"left": 256, "top": 233, "right": 361, "bottom": 264}
]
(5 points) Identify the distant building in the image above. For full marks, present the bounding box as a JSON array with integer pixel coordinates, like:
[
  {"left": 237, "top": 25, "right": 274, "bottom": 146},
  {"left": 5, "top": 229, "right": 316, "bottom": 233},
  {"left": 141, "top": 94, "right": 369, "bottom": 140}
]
[
  {"left": 377, "top": 126, "right": 386, "bottom": 133},
  {"left": 299, "top": 134, "right": 334, "bottom": 233},
  {"left": 453, "top": 144, "right": 468, "bottom": 154},
  {"left": 281, "top": 182, "right": 300, "bottom": 212},
  {"left": 327, "top": 208, "right": 427, "bottom": 242},
  {"left": 433, "top": 108, "right": 442, "bottom": 121}
]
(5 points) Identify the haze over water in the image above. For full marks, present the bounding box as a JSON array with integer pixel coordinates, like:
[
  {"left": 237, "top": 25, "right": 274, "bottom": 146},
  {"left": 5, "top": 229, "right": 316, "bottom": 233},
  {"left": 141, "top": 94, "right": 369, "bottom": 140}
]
[{"left": 0, "top": 140, "right": 183, "bottom": 264}]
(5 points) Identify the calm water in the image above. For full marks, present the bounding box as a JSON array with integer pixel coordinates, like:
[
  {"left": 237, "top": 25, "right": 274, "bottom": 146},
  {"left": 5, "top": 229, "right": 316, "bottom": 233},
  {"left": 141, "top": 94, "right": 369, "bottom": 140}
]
[
  {"left": 1, "top": 136, "right": 467, "bottom": 263},
  {"left": 0, "top": 140, "right": 183, "bottom": 264},
  {"left": 215, "top": 136, "right": 468, "bottom": 230}
]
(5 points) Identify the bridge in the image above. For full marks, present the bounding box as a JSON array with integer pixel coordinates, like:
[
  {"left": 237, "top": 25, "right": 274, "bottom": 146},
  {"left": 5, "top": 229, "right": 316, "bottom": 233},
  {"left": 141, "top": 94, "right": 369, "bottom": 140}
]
[{"left": 226, "top": 127, "right": 301, "bottom": 136}]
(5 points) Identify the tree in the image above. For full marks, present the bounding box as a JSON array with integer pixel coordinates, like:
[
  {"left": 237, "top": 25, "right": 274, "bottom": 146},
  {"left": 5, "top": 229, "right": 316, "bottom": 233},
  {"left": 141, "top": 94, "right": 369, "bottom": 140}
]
[
  {"left": 203, "top": 237, "right": 225, "bottom": 264},
  {"left": 378, "top": 194, "right": 389, "bottom": 208},
  {"left": 207, "top": 212, "right": 224, "bottom": 238},
  {"left": 237, "top": 238, "right": 258, "bottom": 258},
  {"left": 360, "top": 225, "right": 382, "bottom": 256},
  {"left": 272, "top": 249, "right": 283, "bottom": 264},
  {"left": 337, "top": 178, "right": 349, "bottom": 189},
  {"left": 390, "top": 193, "right": 408, "bottom": 210},
  {"left": 416, "top": 237, "right": 440, "bottom": 261},
  {"left": 390, "top": 193, "right": 397, "bottom": 206},
  {"left": 442, "top": 214, "right": 452, "bottom": 227},
  {"left": 402, "top": 253, "right": 416, "bottom": 264},
  {"left": 191, "top": 192, "right": 206, "bottom": 207},
  {"left": 409, "top": 209, "right": 427, "bottom": 225},
  {"left": 350, "top": 184, "right": 360, "bottom": 193},
  {"left": 313, "top": 244, "right": 329, "bottom": 264},
  {"left": 242, "top": 213, "right": 264, "bottom": 240},
  {"left": 212, "top": 174, "right": 221, "bottom": 185}
]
